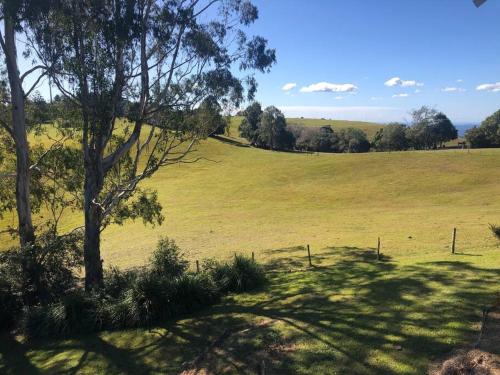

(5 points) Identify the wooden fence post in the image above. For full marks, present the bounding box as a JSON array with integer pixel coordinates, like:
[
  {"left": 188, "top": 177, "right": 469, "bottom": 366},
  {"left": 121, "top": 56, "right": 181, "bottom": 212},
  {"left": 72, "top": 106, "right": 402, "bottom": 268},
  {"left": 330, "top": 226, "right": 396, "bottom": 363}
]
[
  {"left": 307, "top": 244, "right": 312, "bottom": 267},
  {"left": 252, "top": 251, "right": 255, "bottom": 261},
  {"left": 196, "top": 260, "right": 200, "bottom": 273},
  {"left": 377, "top": 237, "right": 381, "bottom": 261},
  {"left": 451, "top": 227, "right": 457, "bottom": 254}
]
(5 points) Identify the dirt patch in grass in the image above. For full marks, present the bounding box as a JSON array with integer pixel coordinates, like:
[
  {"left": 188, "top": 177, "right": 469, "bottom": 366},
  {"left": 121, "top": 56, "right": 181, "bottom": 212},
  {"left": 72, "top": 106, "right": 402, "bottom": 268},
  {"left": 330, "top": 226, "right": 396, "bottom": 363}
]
[{"left": 429, "top": 305, "right": 500, "bottom": 375}]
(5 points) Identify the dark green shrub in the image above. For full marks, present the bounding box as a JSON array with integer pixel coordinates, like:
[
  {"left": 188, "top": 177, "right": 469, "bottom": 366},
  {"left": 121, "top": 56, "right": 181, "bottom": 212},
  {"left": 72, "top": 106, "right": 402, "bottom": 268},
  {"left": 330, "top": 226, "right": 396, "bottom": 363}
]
[
  {"left": 18, "top": 238, "right": 266, "bottom": 338},
  {"left": 23, "top": 290, "right": 100, "bottom": 338},
  {"left": 0, "top": 230, "right": 82, "bottom": 305},
  {"left": 102, "top": 292, "right": 137, "bottom": 329},
  {"left": 205, "top": 255, "right": 266, "bottom": 293},
  {"left": 150, "top": 237, "right": 188, "bottom": 278},
  {"left": 489, "top": 224, "right": 500, "bottom": 240},
  {"left": 103, "top": 266, "right": 138, "bottom": 298},
  {"left": 172, "top": 273, "right": 220, "bottom": 313},
  {"left": 0, "top": 276, "right": 21, "bottom": 330},
  {"left": 125, "top": 270, "right": 176, "bottom": 325}
]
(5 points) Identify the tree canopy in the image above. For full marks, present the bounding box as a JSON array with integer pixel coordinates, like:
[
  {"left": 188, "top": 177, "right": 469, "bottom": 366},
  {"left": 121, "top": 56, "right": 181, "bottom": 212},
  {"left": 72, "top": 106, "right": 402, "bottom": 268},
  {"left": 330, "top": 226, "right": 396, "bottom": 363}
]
[
  {"left": 465, "top": 109, "right": 500, "bottom": 148},
  {"left": 406, "top": 107, "right": 457, "bottom": 150},
  {"left": 3, "top": 0, "right": 276, "bottom": 290}
]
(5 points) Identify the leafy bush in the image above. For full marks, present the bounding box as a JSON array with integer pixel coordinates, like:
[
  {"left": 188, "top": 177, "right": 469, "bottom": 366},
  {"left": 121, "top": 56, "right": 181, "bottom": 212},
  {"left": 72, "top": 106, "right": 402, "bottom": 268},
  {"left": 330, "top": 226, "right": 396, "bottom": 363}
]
[
  {"left": 23, "top": 290, "right": 100, "bottom": 338},
  {"left": 172, "top": 273, "right": 220, "bottom": 313},
  {"left": 125, "top": 270, "right": 176, "bottom": 325},
  {"left": 489, "top": 224, "right": 500, "bottom": 240},
  {"left": 0, "top": 275, "right": 21, "bottom": 330},
  {"left": 103, "top": 266, "right": 138, "bottom": 298},
  {"left": 205, "top": 255, "right": 266, "bottom": 293},
  {"left": 150, "top": 237, "right": 188, "bottom": 278},
  {"left": 0, "top": 230, "right": 82, "bottom": 305}
]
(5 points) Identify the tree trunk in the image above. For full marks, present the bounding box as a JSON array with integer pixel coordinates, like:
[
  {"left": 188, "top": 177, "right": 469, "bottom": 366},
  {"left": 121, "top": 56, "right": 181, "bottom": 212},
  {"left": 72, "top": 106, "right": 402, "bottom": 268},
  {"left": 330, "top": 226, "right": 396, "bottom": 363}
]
[
  {"left": 83, "top": 165, "right": 104, "bottom": 290},
  {"left": 4, "top": 16, "right": 35, "bottom": 246}
]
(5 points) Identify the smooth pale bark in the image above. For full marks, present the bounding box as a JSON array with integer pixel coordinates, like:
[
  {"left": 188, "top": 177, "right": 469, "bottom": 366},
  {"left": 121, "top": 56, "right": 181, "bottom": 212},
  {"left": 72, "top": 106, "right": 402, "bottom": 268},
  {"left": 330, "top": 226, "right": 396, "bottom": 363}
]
[{"left": 3, "top": 15, "right": 35, "bottom": 246}]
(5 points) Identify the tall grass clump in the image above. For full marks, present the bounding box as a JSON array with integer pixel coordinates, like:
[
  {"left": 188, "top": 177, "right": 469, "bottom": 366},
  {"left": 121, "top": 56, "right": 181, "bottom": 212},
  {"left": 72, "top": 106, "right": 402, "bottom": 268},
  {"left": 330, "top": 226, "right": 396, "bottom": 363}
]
[
  {"left": 489, "top": 224, "right": 500, "bottom": 241},
  {"left": 205, "top": 254, "right": 266, "bottom": 293},
  {"left": 23, "top": 290, "right": 101, "bottom": 338}
]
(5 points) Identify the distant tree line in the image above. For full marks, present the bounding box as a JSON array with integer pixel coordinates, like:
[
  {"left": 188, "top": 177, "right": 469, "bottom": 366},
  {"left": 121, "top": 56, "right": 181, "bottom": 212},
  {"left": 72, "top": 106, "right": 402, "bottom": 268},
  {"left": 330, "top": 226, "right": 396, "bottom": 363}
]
[
  {"left": 238, "top": 103, "right": 369, "bottom": 153},
  {"left": 238, "top": 104, "right": 460, "bottom": 153},
  {"left": 289, "top": 125, "right": 370, "bottom": 153}
]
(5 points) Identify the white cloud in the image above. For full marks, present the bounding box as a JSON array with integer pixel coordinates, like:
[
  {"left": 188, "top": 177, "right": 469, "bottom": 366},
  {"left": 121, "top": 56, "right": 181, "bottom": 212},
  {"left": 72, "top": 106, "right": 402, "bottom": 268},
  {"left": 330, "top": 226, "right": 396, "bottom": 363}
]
[
  {"left": 442, "top": 87, "right": 466, "bottom": 93},
  {"left": 414, "top": 89, "right": 421, "bottom": 94},
  {"left": 384, "top": 76, "right": 423, "bottom": 87},
  {"left": 277, "top": 105, "right": 406, "bottom": 123},
  {"left": 476, "top": 82, "right": 500, "bottom": 92},
  {"left": 281, "top": 82, "right": 297, "bottom": 91},
  {"left": 334, "top": 96, "right": 344, "bottom": 100},
  {"left": 370, "top": 96, "right": 383, "bottom": 100},
  {"left": 456, "top": 79, "right": 463, "bottom": 83},
  {"left": 299, "top": 81, "right": 358, "bottom": 93},
  {"left": 392, "top": 93, "right": 409, "bottom": 98}
]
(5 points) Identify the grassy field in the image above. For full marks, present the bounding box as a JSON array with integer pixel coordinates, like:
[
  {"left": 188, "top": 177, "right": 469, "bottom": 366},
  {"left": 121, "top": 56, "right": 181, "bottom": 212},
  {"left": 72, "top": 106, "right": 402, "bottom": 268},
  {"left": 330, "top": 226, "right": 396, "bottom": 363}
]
[{"left": 0, "top": 117, "right": 499, "bottom": 374}]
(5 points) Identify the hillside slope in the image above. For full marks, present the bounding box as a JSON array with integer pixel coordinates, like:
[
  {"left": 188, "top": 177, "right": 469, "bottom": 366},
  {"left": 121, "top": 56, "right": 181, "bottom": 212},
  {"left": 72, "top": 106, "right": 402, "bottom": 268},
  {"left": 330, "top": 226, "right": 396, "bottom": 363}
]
[
  {"left": 0, "top": 119, "right": 498, "bottom": 269},
  {"left": 102, "top": 135, "right": 499, "bottom": 268}
]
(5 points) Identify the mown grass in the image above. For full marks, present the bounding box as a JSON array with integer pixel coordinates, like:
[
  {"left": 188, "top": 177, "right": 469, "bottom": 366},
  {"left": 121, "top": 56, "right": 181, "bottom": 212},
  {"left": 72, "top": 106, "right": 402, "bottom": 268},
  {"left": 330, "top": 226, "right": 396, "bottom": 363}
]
[{"left": 1, "top": 246, "right": 498, "bottom": 374}]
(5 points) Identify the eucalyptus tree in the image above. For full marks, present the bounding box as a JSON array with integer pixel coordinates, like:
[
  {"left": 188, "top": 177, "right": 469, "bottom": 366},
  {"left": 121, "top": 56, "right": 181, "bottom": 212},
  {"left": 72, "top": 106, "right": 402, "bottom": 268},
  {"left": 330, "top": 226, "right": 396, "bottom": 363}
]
[
  {"left": 30, "top": 0, "right": 275, "bottom": 289},
  {"left": 239, "top": 101, "right": 262, "bottom": 144},
  {"left": 256, "top": 106, "right": 294, "bottom": 151},
  {"left": 0, "top": 1, "right": 49, "bottom": 246}
]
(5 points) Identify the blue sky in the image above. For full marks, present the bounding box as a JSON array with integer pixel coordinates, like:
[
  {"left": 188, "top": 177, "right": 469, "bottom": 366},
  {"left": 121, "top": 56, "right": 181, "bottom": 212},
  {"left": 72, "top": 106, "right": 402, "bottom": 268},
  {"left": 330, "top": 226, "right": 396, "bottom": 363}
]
[
  {"left": 16, "top": 0, "right": 500, "bottom": 124},
  {"left": 246, "top": 0, "right": 500, "bottom": 124}
]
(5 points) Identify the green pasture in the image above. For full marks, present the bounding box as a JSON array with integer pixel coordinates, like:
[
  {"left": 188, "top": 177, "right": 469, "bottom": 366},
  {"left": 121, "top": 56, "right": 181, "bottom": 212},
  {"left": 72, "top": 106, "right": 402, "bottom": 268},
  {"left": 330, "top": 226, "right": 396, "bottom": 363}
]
[{"left": 0, "top": 117, "right": 499, "bottom": 374}]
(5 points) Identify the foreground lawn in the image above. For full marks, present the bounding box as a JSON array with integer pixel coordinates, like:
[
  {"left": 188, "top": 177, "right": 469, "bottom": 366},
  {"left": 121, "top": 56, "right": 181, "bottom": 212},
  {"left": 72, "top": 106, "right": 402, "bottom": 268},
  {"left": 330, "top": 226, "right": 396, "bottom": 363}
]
[{"left": 1, "top": 246, "right": 498, "bottom": 374}]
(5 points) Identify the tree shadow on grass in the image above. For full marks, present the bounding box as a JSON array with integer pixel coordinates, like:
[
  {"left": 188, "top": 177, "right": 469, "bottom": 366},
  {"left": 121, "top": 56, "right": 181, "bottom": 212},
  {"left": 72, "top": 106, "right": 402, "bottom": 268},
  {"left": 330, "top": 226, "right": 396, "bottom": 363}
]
[
  {"left": 210, "top": 135, "right": 250, "bottom": 148},
  {"left": 0, "top": 333, "right": 42, "bottom": 375},
  {"left": 1, "top": 246, "right": 499, "bottom": 374}
]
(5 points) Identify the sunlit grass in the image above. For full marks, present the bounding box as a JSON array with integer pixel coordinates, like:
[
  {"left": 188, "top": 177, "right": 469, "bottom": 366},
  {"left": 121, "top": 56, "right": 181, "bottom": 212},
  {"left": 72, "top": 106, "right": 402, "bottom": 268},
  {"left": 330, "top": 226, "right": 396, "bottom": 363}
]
[{"left": 1, "top": 246, "right": 498, "bottom": 374}]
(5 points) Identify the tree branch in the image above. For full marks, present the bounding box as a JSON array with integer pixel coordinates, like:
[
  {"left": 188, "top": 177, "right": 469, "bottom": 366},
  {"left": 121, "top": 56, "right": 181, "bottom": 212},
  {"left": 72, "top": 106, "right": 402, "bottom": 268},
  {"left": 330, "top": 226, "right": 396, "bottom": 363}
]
[{"left": 20, "top": 65, "right": 46, "bottom": 82}]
